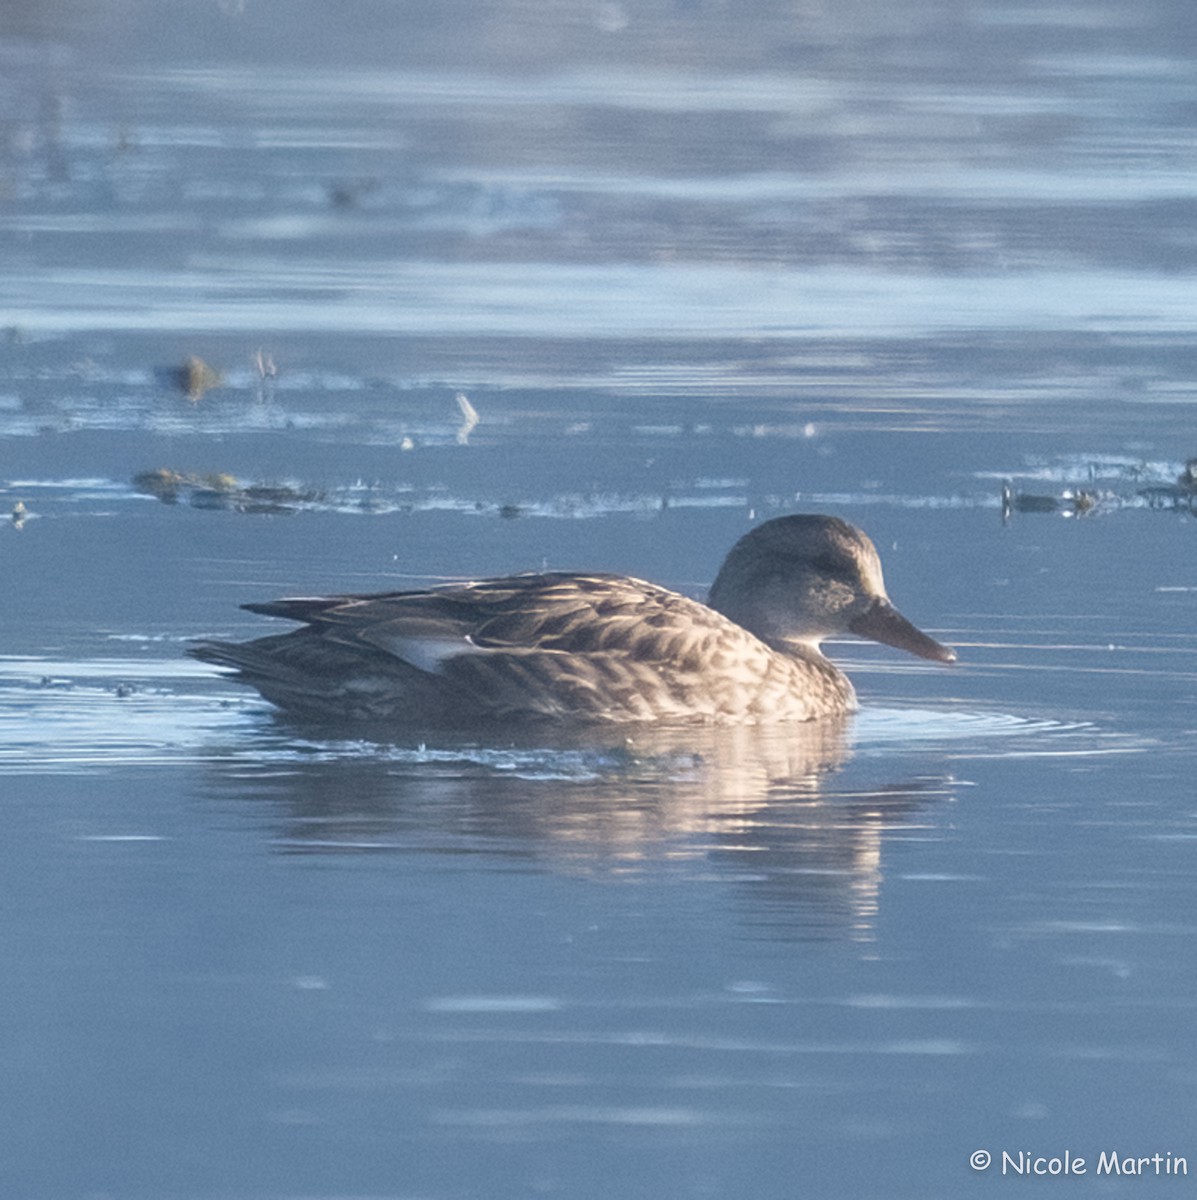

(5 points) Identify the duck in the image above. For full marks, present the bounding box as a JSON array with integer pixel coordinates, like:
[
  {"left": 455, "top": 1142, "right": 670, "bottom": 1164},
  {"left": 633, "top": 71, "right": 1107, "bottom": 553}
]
[{"left": 189, "top": 514, "right": 955, "bottom": 725}]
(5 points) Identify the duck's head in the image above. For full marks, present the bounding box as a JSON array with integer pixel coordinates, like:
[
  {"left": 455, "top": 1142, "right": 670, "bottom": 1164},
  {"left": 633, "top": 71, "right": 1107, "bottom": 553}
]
[{"left": 707, "top": 515, "right": 955, "bottom": 664}]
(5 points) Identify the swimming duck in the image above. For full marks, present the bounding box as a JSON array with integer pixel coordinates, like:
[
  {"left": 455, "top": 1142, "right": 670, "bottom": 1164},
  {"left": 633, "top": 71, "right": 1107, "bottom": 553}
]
[{"left": 190, "top": 514, "right": 954, "bottom": 725}]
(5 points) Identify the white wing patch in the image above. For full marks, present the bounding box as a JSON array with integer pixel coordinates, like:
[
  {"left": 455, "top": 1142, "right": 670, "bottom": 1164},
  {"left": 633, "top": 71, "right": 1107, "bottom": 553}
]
[{"left": 374, "top": 631, "right": 484, "bottom": 675}]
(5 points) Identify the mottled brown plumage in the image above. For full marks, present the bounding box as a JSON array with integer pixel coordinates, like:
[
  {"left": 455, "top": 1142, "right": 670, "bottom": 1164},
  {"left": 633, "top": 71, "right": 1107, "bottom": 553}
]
[{"left": 190, "top": 514, "right": 954, "bottom": 725}]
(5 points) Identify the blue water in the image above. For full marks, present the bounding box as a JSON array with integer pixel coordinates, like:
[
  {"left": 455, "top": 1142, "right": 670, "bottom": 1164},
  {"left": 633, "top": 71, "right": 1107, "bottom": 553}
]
[{"left": 3, "top": 1, "right": 1197, "bottom": 1196}]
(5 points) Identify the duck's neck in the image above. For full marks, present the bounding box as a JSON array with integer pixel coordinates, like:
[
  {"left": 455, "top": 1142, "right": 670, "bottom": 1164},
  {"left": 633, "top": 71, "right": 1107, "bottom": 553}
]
[
  {"left": 708, "top": 586, "right": 858, "bottom": 714},
  {"left": 708, "top": 581, "right": 779, "bottom": 643},
  {"left": 708, "top": 583, "right": 822, "bottom": 653},
  {"left": 776, "top": 636, "right": 859, "bottom": 713}
]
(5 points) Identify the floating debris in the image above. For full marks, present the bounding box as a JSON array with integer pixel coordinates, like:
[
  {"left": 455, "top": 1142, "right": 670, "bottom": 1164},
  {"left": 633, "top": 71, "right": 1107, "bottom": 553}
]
[
  {"left": 133, "top": 469, "right": 325, "bottom": 514},
  {"left": 160, "top": 356, "right": 224, "bottom": 401},
  {"left": 1137, "top": 456, "right": 1197, "bottom": 510},
  {"left": 134, "top": 469, "right": 236, "bottom": 504},
  {"left": 11, "top": 500, "right": 27, "bottom": 529},
  {"left": 1140, "top": 485, "right": 1197, "bottom": 511},
  {"left": 238, "top": 484, "right": 327, "bottom": 514},
  {"left": 1001, "top": 483, "right": 1098, "bottom": 522},
  {"left": 455, "top": 392, "right": 479, "bottom": 445},
  {"left": 984, "top": 455, "right": 1197, "bottom": 519},
  {"left": 252, "top": 349, "right": 277, "bottom": 379}
]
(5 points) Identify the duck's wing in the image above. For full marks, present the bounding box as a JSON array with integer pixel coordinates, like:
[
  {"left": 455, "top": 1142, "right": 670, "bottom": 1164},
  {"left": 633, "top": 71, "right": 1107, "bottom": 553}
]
[
  {"left": 193, "top": 572, "right": 771, "bottom": 722},
  {"left": 267, "top": 572, "right": 728, "bottom": 674}
]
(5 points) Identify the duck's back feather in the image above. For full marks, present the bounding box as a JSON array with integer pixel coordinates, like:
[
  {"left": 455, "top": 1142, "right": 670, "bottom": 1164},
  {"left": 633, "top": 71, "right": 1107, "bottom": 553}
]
[{"left": 191, "top": 572, "right": 855, "bottom": 724}]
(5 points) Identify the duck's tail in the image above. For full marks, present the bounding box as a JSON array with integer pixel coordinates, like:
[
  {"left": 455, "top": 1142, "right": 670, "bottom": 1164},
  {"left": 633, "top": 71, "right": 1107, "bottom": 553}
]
[{"left": 188, "top": 635, "right": 460, "bottom": 722}]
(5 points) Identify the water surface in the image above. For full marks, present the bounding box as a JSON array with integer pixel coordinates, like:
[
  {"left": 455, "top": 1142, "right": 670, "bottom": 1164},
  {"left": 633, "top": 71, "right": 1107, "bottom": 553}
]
[{"left": 3, "top": 2, "right": 1197, "bottom": 1197}]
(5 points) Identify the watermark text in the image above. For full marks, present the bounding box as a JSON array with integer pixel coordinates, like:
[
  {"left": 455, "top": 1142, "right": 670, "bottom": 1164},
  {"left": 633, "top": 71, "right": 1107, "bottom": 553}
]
[{"left": 969, "top": 1149, "right": 1188, "bottom": 1178}]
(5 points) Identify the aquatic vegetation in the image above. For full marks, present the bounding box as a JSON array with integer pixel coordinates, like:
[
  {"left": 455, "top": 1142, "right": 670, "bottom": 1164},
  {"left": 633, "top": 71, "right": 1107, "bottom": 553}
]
[
  {"left": 162, "top": 356, "right": 224, "bottom": 402},
  {"left": 132, "top": 468, "right": 326, "bottom": 514}
]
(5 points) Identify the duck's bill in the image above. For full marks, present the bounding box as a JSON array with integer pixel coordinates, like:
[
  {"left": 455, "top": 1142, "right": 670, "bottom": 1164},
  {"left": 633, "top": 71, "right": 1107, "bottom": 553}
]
[{"left": 849, "top": 600, "right": 957, "bottom": 664}]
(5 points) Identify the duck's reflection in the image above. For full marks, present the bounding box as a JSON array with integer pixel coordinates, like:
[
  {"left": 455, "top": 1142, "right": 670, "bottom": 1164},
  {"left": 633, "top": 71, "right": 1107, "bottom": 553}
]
[{"left": 203, "top": 716, "right": 957, "bottom": 939}]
